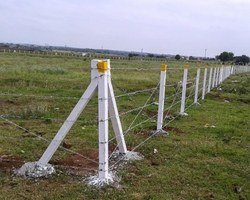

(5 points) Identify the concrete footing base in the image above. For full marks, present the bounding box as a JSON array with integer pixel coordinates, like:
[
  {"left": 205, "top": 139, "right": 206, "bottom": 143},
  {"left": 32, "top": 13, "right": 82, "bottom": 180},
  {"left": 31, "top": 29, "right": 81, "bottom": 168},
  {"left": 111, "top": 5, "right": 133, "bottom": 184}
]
[
  {"left": 87, "top": 173, "right": 115, "bottom": 187},
  {"left": 194, "top": 102, "right": 200, "bottom": 106},
  {"left": 15, "top": 162, "right": 55, "bottom": 179},
  {"left": 153, "top": 129, "right": 169, "bottom": 136},
  {"left": 111, "top": 150, "right": 143, "bottom": 161},
  {"left": 180, "top": 112, "right": 188, "bottom": 116}
]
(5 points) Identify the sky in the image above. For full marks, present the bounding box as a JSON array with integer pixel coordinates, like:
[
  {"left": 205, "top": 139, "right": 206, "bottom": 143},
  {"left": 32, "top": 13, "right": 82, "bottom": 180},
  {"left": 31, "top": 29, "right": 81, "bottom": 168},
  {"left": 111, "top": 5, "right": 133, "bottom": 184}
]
[{"left": 0, "top": 0, "right": 249, "bottom": 57}]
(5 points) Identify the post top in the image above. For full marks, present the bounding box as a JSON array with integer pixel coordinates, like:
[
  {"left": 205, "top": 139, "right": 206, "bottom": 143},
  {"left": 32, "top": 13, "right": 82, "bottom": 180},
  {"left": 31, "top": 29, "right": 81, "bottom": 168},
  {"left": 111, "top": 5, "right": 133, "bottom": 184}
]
[
  {"left": 91, "top": 59, "right": 110, "bottom": 68},
  {"left": 161, "top": 64, "right": 167, "bottom": 71},
  {"left": 97, "top": 60, "right": 108, "bottom": 74}
]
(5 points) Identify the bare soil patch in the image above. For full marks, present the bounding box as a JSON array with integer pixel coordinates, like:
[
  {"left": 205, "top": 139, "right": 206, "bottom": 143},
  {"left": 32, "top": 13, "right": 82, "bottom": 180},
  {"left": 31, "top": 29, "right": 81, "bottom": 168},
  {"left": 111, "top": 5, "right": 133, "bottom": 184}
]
[
  {"left": 0, "top": 155, "right": 24, "bottom": 174},
  {"left": 50, "top": 149, "right": 99, "bottom": 176},
  {"left": 0, "top": 99, "right": 20, "bottom": 108},
  {"left": 164, "top": 126, "right": 185, "bottom": 135}
]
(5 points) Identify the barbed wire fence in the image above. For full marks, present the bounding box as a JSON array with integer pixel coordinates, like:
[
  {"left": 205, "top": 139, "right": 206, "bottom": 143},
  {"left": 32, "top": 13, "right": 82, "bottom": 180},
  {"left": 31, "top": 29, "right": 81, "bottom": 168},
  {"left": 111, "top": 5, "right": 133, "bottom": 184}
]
[{"left": 0, "top": 61, "right": 249, "bottom": 185}]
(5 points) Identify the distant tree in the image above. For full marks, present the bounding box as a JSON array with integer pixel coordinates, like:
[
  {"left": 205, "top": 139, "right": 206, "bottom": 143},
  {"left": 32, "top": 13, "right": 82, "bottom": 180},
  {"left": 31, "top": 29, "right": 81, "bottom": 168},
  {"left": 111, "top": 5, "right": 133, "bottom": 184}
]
[
  {"left": 217, "top": 51, "right": 234, "bottom": 62},
  {"left": 241, "top": 55, "right": 250, "bottom": 65},
  {"left": 128, "top": 53, "right": 139, "bottom": 58},
  {"left": 156, "top": 55, "right": 165, "bottom": 58},
  {"left": 147, "top": 53, "right": 155, "bottom": 58},
  {"left": 175, "top": 54, "right": 181, "bottom": 60},
  {"left": 189, "top": 56, "right": 197, "bottom": 60},
  {"left": 234, "top": 55, "right": 250, "bottom": 65},
  {"left": 128, "top": 53, "right": 133, "bottom": 58}
]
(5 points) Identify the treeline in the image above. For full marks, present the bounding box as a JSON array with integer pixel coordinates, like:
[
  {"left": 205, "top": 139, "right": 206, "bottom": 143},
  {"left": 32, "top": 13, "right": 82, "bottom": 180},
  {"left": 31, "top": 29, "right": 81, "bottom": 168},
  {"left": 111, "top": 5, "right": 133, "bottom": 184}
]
[{"left": 216, "top": 52, "right": 250, "bottom": 65}]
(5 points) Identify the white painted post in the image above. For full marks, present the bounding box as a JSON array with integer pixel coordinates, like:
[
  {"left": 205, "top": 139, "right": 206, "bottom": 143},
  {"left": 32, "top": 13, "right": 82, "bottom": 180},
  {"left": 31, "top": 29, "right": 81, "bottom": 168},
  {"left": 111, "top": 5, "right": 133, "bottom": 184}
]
[
  {"left": 230, "top": 66, "right": 233, "bottom": 76},
  {"left": 219, "top": 66, "right": 224, "bottom": 84},
  {"left": 97, "top": 61, "right": 109, "bottom": 181},
  {"left": 156, "top": 64, "right": 167, "bottom": 132},
  {"left": 217, "top": 67, "right": 221, "bottom": 86},
  {"left": 194, "top": 65, "right": 201, "bottom": 104},
  {"left": 180, "top": 64, "right": 188, "bottom": 115},
  {"left": 107, "top": 69, "right": 127, "bottom": 154},
  {"left": 37, "top": 79, "right": 98, "bottom": 165},
  {"left": 207, "top": 67, "right": 213, "bottom": 93},
  {"left": 223, "top": 66, "right": 226, "bottom": 81},
  {"left": 226, "top": 66, "right": 229, "bottom": 79},
  {"left": 215, "top": 67, "right": 219, "bottom": 87},
  {"left": 212, "top": 67, "right": 216, "bottom": 88},
  {"left": 202, "top": 67, "right": 208, "bottom": 100}
]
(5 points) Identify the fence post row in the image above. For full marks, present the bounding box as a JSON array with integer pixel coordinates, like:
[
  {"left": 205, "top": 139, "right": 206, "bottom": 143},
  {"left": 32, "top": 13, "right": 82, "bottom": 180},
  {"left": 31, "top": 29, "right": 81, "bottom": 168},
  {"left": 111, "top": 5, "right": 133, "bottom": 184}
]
[
  {"left": 180, "top": 64, "right": 189, "bottom": 115},
  {"left": 12, "top": 57, "right": 248, "bottom": 185}
]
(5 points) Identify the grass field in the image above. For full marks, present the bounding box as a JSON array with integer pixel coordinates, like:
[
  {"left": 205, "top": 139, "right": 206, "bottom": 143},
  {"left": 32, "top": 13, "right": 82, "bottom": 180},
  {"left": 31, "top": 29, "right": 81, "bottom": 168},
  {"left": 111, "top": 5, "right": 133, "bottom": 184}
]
[{"left": 0, "top": 53, "right": 249, "bottom": 199}]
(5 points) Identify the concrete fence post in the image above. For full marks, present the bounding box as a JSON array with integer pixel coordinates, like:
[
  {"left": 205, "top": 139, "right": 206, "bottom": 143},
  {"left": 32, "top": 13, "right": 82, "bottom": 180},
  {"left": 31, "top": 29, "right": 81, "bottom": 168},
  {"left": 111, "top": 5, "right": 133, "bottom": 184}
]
[
  {"left": 194, "top": 65, "right": 201, "bottom": 104},
  {"left": 97, "top": 61, "right": 109, "bottom": 182},
  {"left": 207, "top": 67, "right": 213, "bottom": 93},
  {"left": 156, "top": 64, "right": 167, "bottom": 133},
  {"left": 180, "top": 64, "right": 189, "bottom": 115},
  {"left": 219, "top": 66, "right": 224, "bottom": 84},
  {"left": 212, "top": 67, "right": 216, "bottom": 88},
  {"left": 202, "top": 67, "right": 208, "bottom": 100}
]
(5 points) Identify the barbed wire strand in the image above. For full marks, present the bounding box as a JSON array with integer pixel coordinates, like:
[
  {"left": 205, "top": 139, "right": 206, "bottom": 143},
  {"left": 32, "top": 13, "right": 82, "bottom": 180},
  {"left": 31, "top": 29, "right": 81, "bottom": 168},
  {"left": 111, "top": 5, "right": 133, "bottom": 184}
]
[
  {"left": 109, "top": 94, "right": 202, "bottom": 170},
  {"left": 0, "top": 115, "right": 99, "bottom": 164},
  {"left": 108, "top": 82, "right": 160, "bottom": 158}
]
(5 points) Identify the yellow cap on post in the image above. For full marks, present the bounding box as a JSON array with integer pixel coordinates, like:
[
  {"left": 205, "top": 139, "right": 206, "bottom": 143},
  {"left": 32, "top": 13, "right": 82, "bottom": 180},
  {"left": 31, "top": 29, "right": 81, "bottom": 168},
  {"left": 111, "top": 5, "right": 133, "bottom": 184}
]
[
  {"left": 97, "top": 61, "right": 108, "bottom": 74},
  {"left": 184, "top": 64, "right": 189, "bottom": 69},
  {"left": 161, "top": 64, "right": 167, "bottom": 71},
  {"left": 197, "top": 63, "right": 201, "bottom": 68}
]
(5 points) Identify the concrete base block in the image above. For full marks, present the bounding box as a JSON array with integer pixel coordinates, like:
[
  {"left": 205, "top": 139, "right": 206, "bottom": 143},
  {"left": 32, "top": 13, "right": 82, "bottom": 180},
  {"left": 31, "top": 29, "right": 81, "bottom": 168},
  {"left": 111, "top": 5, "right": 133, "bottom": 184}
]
[
  {"left": 180, "top": 112, "right": 188, "bottom": 116},
  {"left": 194, "top": 102, "right": 200, "bottom": 106},
  {"left": 111, "top": 150, "right": 143, "bottom": 161},
  {"left": 87, "top": 173, "right": 115, "bottom": 187},
  {"left": 15, "top": 162, "right": 55, "bottom": 179},
  {"left": 153, "top": 129, "right": 169, "bottom": 136}
]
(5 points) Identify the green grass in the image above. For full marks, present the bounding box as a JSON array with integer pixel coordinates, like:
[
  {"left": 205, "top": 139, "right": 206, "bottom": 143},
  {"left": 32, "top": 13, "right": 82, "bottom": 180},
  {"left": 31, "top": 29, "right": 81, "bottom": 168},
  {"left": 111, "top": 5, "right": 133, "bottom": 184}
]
[{"left": 0, "top": 53, "right": 249, "bottom": 199}]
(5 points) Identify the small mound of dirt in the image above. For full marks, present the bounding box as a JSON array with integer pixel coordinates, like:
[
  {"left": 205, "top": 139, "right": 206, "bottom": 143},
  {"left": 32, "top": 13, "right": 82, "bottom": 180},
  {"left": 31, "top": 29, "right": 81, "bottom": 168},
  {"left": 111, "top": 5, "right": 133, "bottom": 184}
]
[
  {"left": 164, "top": 126, "right": 185, "bottom": 134},
  {"left": 0, "top": 99, "right": 20, "bottom": 108},
  {"left": 0, "top": 155, "right": 24, "bottom": 174}
]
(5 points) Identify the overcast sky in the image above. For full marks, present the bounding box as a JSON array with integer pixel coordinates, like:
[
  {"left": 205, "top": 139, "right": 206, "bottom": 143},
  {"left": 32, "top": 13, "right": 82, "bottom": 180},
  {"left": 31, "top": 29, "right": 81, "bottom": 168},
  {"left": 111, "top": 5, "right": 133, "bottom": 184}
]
[{"left": 0, "top": 0, "right": 249, "bottom": 57}]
